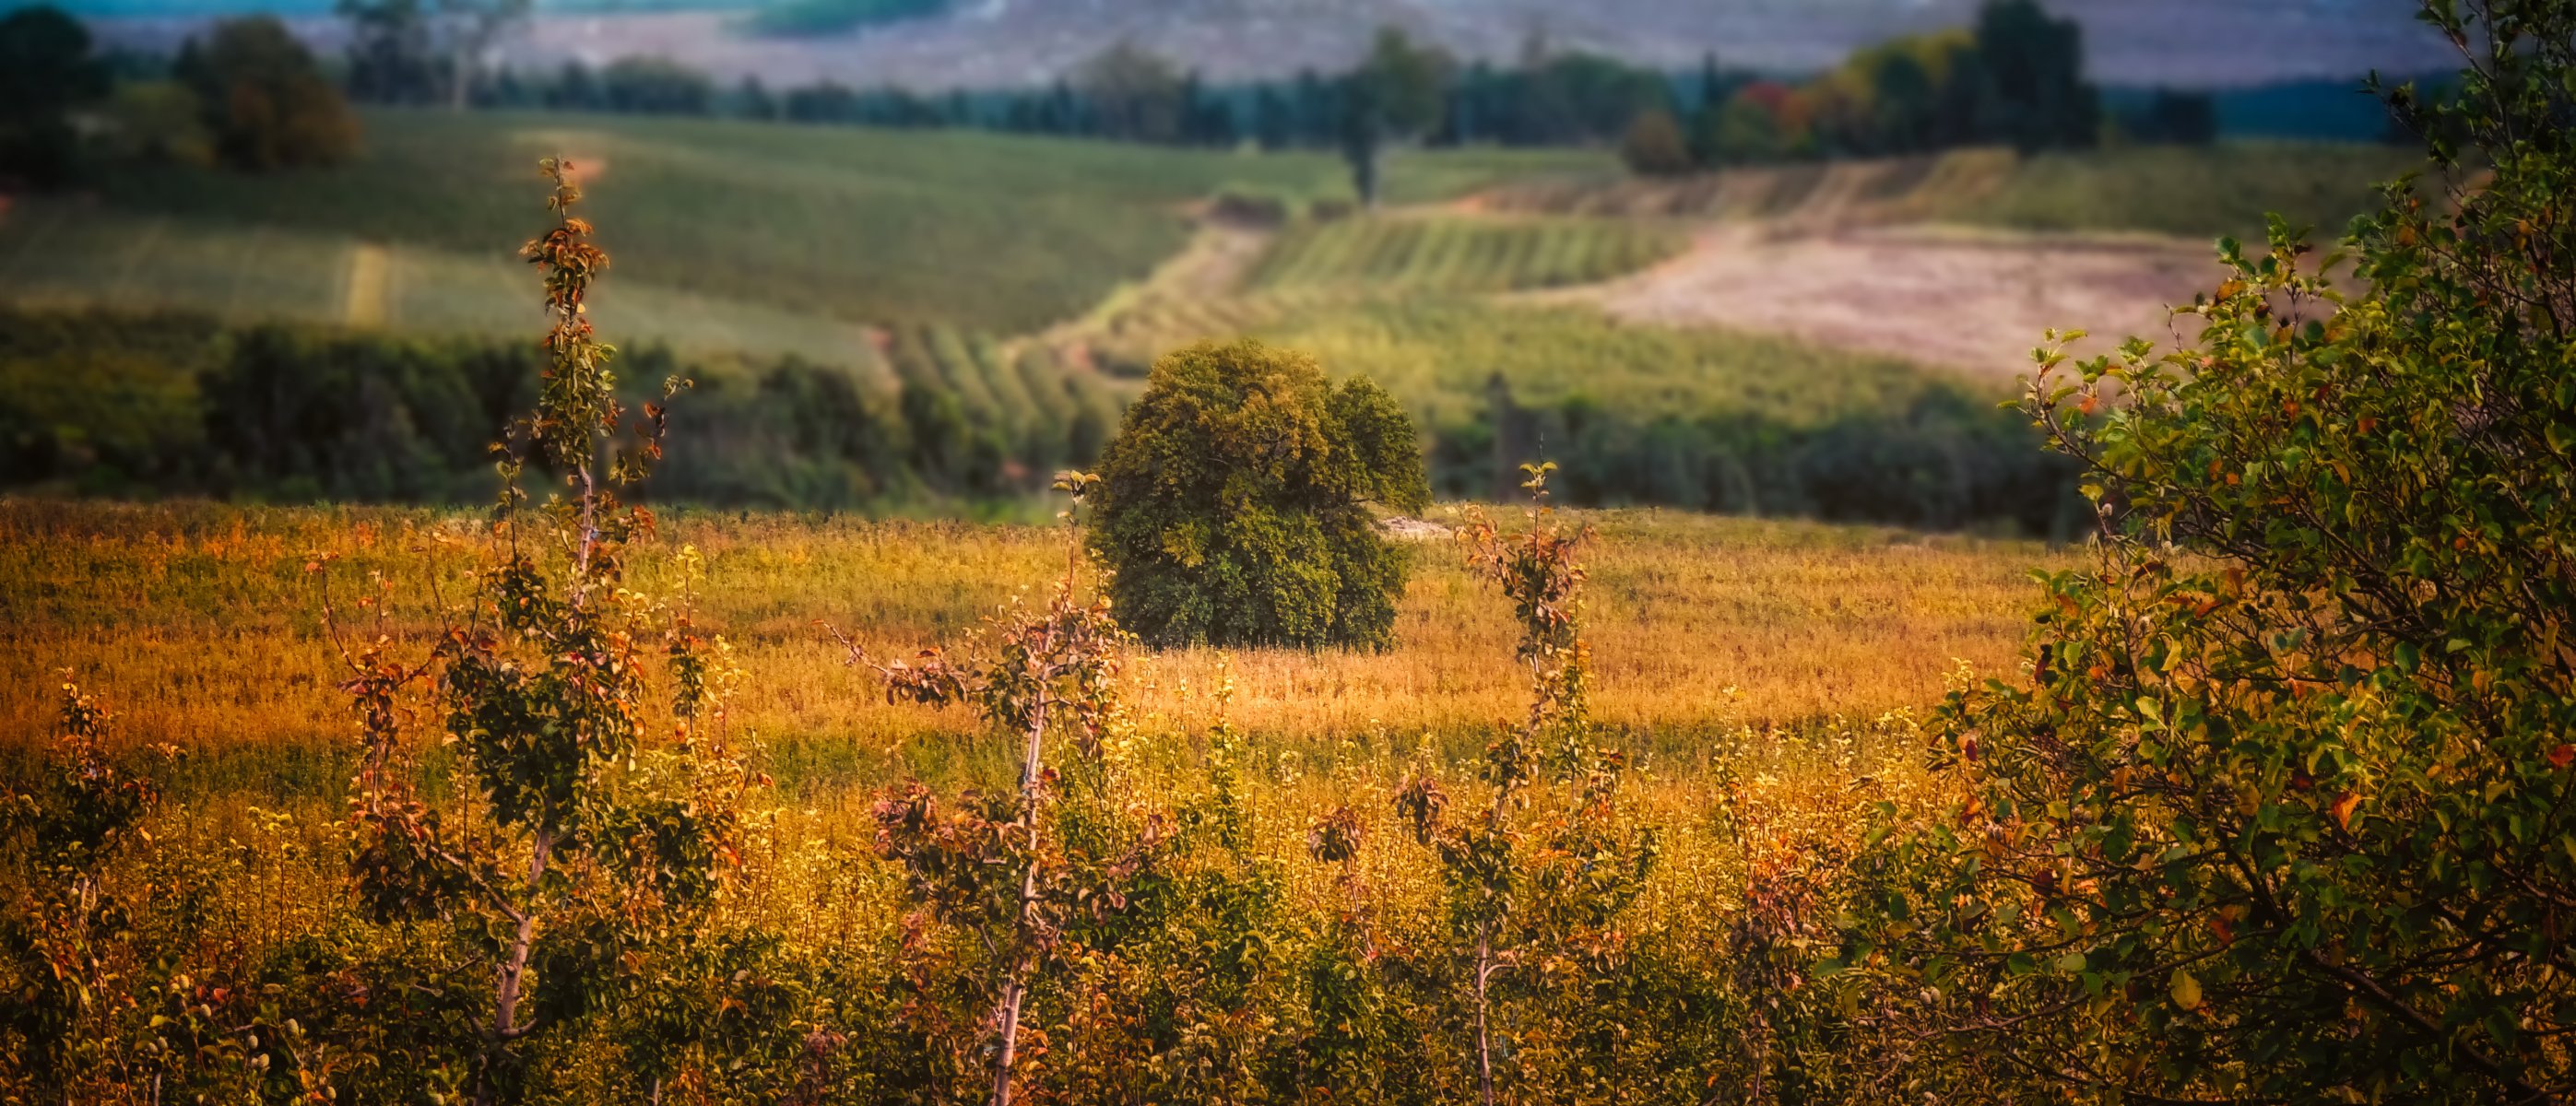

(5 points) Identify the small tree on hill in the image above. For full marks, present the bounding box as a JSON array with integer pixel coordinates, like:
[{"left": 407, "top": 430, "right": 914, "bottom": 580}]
[
  {"left": 1619, "top": 106, "right": 1693, "bottom": 176},
  {"left": 1340, "top": 25, "right": 1452, "bottom": 207},
  {"left": 1089, "top": 338, "right": 1427, "bottom": 652},
  {"left": 1841, "top": 2, "right": 2576, "bottom": 1100}
]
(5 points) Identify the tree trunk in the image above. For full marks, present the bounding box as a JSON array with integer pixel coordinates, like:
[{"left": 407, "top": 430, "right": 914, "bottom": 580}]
[
  {"left": 989, "top": 695, "right": 1050, "bottom": 1106},
  {"left": 477, "top": 824, "right": 552, "bottom": 1106},
  {"left": 451, "top": 39, "right": 473, "bottom": 112},
  {"left": 1473, "top": 924, "right": 1495, "bottom": 1106}
]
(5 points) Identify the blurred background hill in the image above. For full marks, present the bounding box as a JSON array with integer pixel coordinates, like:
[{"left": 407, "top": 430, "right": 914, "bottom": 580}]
[{"left": 0, "top": 0, "right": 2461, "bottom": 532}]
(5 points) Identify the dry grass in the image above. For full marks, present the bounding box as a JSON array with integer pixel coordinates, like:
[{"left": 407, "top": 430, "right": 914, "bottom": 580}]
[{"left": 0, "top": 500, "right": 2068, "bottom": 792}]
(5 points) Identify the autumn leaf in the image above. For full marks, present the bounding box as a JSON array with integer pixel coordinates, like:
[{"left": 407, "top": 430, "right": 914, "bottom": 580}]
[
  {"left": 2329, "top": 792, "right": 2360, "bottom": 831},
  {"left": 2170, "top": 970, "right": 2203, "bottom": 1011}
]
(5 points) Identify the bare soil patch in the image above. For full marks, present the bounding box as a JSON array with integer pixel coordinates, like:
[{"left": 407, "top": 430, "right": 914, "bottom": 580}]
[{"left": 1543, "top": 224, "right": 2224, "bottom": 381}]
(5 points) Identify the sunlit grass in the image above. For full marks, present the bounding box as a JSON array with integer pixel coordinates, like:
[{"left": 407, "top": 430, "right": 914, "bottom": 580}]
[{"left": 0, "top": 500, "right": 2065, "bottom": 794}]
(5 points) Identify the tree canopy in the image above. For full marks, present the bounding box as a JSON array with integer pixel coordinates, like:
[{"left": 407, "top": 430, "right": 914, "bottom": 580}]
[
  {"left": 1089, "top": 338, "right": 1428, "bottom": 651},
  {"left": 1841, "top": 2, "right": 2576, "bottom": 1099},
  {"left": 0, "top": 5, "right": 107, "bottom": 189}
]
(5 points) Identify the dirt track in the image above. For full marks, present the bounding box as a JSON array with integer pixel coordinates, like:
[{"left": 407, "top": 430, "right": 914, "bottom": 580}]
[{"left": 1545, "top": 225, "right": 2226, "bottom": 381}]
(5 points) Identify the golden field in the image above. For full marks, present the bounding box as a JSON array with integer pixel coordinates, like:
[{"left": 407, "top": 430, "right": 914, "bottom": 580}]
[{"left": 0, "top": 499, "right": 2068, "bottom": 791}]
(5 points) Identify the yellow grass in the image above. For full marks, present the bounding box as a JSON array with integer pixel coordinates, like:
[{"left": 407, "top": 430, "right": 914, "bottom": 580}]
[{"left": 0, "top": 500, "right": 2068, "bottom": 788}]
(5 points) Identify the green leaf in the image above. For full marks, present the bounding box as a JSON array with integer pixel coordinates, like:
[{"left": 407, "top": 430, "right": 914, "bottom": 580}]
[{"left": 2170, "top": 970, "right": 2203, "bottom": 1011}]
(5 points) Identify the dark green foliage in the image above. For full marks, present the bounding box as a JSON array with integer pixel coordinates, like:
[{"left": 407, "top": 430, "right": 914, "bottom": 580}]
[
  {"left": 2121, "top": 88, "right": 2219, "bottom": 145},
  {"left": 1340, "top": 27, "right": 1454, "bottom": 206},
  {"left": 0, "top": 308, "right": 1112, "bottom": 509},
  {"left": 172, "top": 16, "right": 361, "bottom": 171},
  {"left": 1843, "top": 1, "right": 2576, "bottom": 1099},
  {"left": 337, "top": 0, "right": 442, "bottom": 105},
  {"left": 1618, "top": 107, "right": 1694, "bottom": 176},
  {"left": 0, "top": 6, "right": 107, "bottom": 189},
  {"left": 600, "top": 55, "right": 715, "bottom": 115},
  {"left": 1090, "top": 339, "right": 1428, "bottom": 651},
  {"left": 1973, "top": 0, "right": 2098, "bottom": 151},
  {"left": 1436, "top": 363, "right": 2078, "bottom": 536}
]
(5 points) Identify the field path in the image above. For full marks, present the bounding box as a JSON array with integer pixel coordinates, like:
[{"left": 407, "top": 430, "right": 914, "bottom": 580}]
[
  {"left": 344, "top": 242, "right": 391, "bottom": 328},
  {"left": 1535, "top": 223, "right": 2223, "bottom": 380}
]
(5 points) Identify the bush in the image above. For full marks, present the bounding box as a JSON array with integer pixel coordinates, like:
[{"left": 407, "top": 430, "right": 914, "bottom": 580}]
[
  {"left": 1619, "top": 107, "right": 1694, "bottom": 176},
  {"left": 1843, "top": 3, "right": 2576, "bottom": 1100},
  {"left": 173, "top": 16, "right": 360, "bottom": 171},
  {"left": 1089, "top": 338, "right": 1427, "bottom": 651}
]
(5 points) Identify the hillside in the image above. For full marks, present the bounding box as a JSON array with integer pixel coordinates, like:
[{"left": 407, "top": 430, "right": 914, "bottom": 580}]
[{"left": 0, "top": 110, "right": 1606, "bottom": 349}]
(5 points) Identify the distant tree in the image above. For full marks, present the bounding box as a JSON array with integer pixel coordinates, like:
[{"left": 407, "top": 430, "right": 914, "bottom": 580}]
[
  {"left": 1974, "top": 0, "right": 2097, "bottom": 149},
  {"left": 1619, "top": 107, "right": 1693, "bottom": 176},
  {"left": 1252, "top": 84, "right": 1294, "bottom": 148},
  {"left": 1696, "top": 51, "right": 1727, "bottom": 112},
  {"left": 1695, "top": 81, "right": 1796, "bottom": 165},
  {"left": 94, "top": 81, "right": 215, "bottom": 167},
  {"left": 600, "top": 55, "right": 713, "bottom": 114},
  {"left": 732, "top": 75, "right": 778, "bottom": 120},
  {"left": 337, "top": 0, "right": 525, "bottom": 109},
  {"left": 543, "top": 59, "right": 601, "bottom": 110},
  {"left": 2125, "top": 88, "right": 2219, "bottom": 145},
  {"left": 0, "top": 5, "right": 108, "bottom": 190},
  {"left": 784, "top": 79, "right": 857, "bottom": 124},
  {"left": 433, "top": 0, "right": 529, "bottom": 110},
  {"left": 1293, "top": 67, "right": 1336, "bottom": 146},
  {"left": 174, "top": 17, "right": 360, "bottom": 171},
  {"left": 337, "top": 0, "right": 440, "bottom": 104},
  {"left": 1073, "top": 40, "right": 1187, "bottom": 143},
  {"left": 1339, "top": 26, "right": 1452, "bottom": 207},
  {"left": 1089, "top": 338, "right": 1427, "bottom": 651}
]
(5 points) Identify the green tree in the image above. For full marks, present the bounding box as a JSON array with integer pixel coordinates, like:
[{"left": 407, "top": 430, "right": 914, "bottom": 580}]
[
  {"left": 0, "top": 5, "right": 108, "bottom": 189},
  {"left": 1842, "top": 2, "right": 2576, "bottom": 1100},
  {"left": 1973, "top": 0, "right": 2097, "bottom": 150},
  {"left": 174, "top": 16, "right": 361, "bottom": 171},
  {"left": 1618, "top": 106, "right": 1693, "bottom": 176},
  {"left": 1088, "top": 338, "right": 1426, "bottom": 651},
  {"left": 1071, "top": 40, "right": 1188, "bottom": 144},
  {"left": 337, "top": 0, "right": 441, "bottom": 104},
  {"left": 1340, "top": 26, "right": 1451, "bottom": 207}
]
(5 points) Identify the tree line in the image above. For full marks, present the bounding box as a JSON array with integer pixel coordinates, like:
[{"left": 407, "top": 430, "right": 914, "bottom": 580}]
[{"left": 0, "top": 308, "right": 1116, "bottom": 510}]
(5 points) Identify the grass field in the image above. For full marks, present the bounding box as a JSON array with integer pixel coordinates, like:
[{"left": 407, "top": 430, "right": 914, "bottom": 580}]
[
  {"left": 0, "top": 500, "right": 2064, "bottom": 793},
  {"left": 0, "top": 496, "right": 2007, "bottom": 1100},
  {"left": 0, "top": 110, "right": 1607, "bottom": 347},
  {"left": 1084, "top": 289, "right": 1980, "bottom": 433},
  {"left": 1482, "top": 141, "right": 2426, "bottom": 242},
  {"left": 1248, "top": 215, "right": 1684, "bottom": 294}
]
